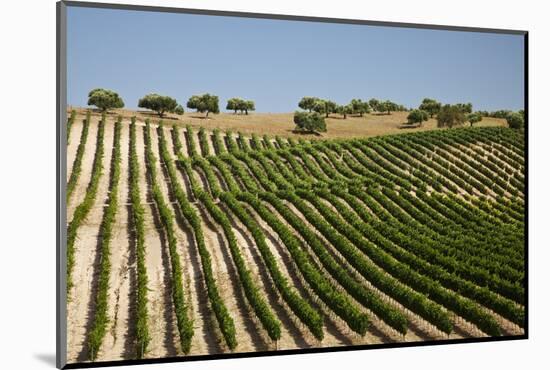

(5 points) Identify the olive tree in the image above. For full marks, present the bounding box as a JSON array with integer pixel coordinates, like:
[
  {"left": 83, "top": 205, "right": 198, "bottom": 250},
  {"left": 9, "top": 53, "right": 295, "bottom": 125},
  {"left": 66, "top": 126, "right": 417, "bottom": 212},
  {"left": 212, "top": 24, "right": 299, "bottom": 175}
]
[
  {"left": 298, "top": 97, "right": 318, "bottom": 112},
  {"left": 488, "top": 110, "right": 512, "bottom": 118},
  {"left": 418, "top": 98, "right": 441, "bottom": 118},
  {"left": 456, "top": 103, "right": 473, "bottom": 114},
  {"left": 467, "top": 112, "right": 482, "bottom": 127},
  {"left": 437, "top": 104, "right": 466, "bottom": 128},
  {"left": 336, "top": 104, "right": 354, "bottom": 119},
  {"left": 174, "top": 105, "right": 184, "bottom": 115},
  {"left": 187, "top": 93, "right": 220, "bottom": 117},
  {"left": 242, "top": 100, "right": 255, "bottom": 115},
  {"left": 310, "top": 99, "right": 338, "bottom": 117},
  {"left": 325, "top": 100, "right": 338, "bottom": 117},
  {"left": 407, "top": 109, "right": 429, "bottom": 126},
  {"left": 368, "top": 98, "right": 380, "bottom": 112},
  {"left": 350, "top": 99, "right": 371, "bottom": 117},
  {"left": 378, "top": 100, "right": 398, "bottom": 115},
  {"left": 226, "top": 97, "right": 255, "bottom": 114},
  {"left": 87, "top": 88, "right": 124, "bottom": 112},
  {"left": 322, "top": 100, "right": 338, "bottom": 117},
  {"left": 137, "top": 93, "right": 178, "bottom": 117},
  {"left": 312, "top": 99, "right": 327, "bottom": 115},
  {"left": 506, "top": 112, "right": 524, "bottom": 129},
  {"left": 293, "top": 112, "right": 326, "bottom": 134},
  {"left": 226, "top": 98, "right": 241, "bottom": 114}
]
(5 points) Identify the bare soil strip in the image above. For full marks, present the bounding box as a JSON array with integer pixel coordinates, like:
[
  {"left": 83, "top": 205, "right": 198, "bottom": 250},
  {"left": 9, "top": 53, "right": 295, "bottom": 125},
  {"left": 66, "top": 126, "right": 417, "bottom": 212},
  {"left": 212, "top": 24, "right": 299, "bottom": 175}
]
[
  {"left": 67, "top": 115, "right": 84, "bottom": 180},
  {"left": 243, "top": 202, "right": 352, "bottom": 348},
  {"left": 67, "top": 119, "right": 115, "bottom": 363},
  {"left": 198, "top": 205, "right": 267, "bottom": 353},
  {"left": 221, "top": 204, "right": 312, "bottom": 350},
  {"left": 67, "top": 117, "right": 99, "bottom": 220},
  {"left": 226, "top": 209, "right": 309, "bottom": 350},
  {"left": 267, "top": 200, "right": 401, "bottom": 345},
  {"left": 99, "top": 121, "right": 132, "bottom": 361},
  {"left": 172, "top": 210, "right": 220, "bottom": 355},
  {"left": 282, "top": 199, "right": 451, "bottom": 342},
  {"left": 136, "top": 124, "right": 177, "bottom": 359},
  {"left": 239, "top": 204, "right": 319, "bottom": 348},
  {"left": 66, "top": 119, "right": 524, "bottom": 360},
  {"left": 153, "top": 125, "right": 219, "bottom": 355}
]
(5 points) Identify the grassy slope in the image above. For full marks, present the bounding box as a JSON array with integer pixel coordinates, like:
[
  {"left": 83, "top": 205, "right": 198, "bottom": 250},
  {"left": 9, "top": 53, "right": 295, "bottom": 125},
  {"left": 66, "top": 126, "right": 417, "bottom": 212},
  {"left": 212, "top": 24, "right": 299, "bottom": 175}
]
[{"left": 69, "top": 107, "right": 507, "bottom": 140}]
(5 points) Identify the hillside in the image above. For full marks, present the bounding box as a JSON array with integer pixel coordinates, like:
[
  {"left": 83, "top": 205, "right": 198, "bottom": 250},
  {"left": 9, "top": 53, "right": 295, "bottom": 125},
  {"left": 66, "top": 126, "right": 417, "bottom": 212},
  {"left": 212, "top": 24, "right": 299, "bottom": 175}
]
[
  {"left": 65, "top": 112, "right": 525, "bottom": 364},
  {"left": 69, "top": 107, "right": 508, "bottom": 140}
]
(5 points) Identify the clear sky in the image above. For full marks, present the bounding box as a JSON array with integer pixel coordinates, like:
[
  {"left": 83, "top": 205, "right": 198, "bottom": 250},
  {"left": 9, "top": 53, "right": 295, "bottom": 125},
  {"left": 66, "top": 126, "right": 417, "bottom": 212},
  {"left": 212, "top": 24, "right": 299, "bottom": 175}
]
[{"left": 67, "top": 6, "right": 525, "bottom": 113}]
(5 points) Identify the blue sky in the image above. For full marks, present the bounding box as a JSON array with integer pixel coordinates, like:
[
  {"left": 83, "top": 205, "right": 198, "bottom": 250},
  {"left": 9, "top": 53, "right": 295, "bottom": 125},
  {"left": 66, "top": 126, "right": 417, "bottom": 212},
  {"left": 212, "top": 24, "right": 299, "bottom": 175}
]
[{"left": 67, "top": 6, "right": 524, "bottom": 113}]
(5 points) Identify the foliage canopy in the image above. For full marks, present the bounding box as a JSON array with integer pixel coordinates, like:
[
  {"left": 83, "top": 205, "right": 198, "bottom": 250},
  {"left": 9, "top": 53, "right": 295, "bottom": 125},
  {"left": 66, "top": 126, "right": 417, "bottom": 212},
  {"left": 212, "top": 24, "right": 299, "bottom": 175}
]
[
  {"left": 87, "top": 88, "right": 124, "bottom": 112},
  {"left": 138, "top": 94, "right": 178, "bottom": 117},
  {"left": 187, "top": 94, "right": 220, "bottom": 117},
  {"left": 293, "top": 111, "right": 327, "bottom": 133},
  {"left": 407, "top": 109, "right": 429, "bottom": 126}
]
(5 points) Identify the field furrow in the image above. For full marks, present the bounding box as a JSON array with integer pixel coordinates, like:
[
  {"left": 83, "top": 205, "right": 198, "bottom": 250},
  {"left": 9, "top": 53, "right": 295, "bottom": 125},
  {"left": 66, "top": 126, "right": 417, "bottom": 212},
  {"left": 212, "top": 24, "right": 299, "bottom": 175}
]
[
  {"left": 67, "top": 117, "right": 525, "bottom": 363},
  {"left": 67, "top": 116, "right": 100, "bottom": 219},
  {"left": 67, "top": 114, "right": 85, "bottom": 180},
  {"left": 67, "top": 116, "right": 114, "bottom": 362}
]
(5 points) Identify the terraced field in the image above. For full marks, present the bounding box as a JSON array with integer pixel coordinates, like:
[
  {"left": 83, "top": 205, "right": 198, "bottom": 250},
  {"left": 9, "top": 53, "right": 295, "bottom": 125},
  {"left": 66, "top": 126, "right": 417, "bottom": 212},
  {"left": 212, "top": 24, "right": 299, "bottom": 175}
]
[{"left": 65, "top": 112, "right": 525, "bottom": 364}]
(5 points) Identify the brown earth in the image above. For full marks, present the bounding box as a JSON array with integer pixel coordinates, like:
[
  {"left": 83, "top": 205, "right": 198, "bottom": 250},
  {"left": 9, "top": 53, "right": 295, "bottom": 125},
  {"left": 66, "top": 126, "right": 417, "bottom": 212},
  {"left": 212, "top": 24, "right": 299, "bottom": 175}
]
[
  {"left": 65, "top": 113, "right": 522, "bottom": 364},
  {"left": 68, "top": 107, "right": 507, "bottom": 141}
]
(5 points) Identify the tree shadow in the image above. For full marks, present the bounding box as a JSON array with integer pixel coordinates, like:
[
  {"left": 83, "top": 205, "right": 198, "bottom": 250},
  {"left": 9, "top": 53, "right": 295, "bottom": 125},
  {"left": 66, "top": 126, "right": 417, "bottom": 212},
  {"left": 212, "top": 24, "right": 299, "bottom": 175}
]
[
  {"left": 398, "top": 124, "right": 421, "bottom": 129},
  {"left": 287, "top": 129, "right": 323, "bottom": 137},
  {"left": 84, "top": 108, "right": 126, "bottom": 116},
  {"left": 138, "top": 111, "right": 180, "bottom": 120}
]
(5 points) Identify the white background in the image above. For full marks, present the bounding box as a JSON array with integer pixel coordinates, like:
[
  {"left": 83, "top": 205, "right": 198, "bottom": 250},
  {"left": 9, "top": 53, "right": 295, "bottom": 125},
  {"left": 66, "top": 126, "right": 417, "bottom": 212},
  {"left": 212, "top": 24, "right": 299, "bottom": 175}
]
[{"left": 0, "top": 0, "right": 547, "bottom": 369}]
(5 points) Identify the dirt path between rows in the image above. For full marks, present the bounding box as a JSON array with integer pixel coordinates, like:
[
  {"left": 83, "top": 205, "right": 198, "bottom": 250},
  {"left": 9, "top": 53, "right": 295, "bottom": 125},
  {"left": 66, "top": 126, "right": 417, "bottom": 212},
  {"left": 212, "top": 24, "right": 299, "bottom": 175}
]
[
  {"left": 97, "top": 121, "right": 132, "bottom": 361},
  {"left": 242, "top": 202, "right": 351, "bottom": 348},
  {"left": 153, "top": 127, "right": 222, "bottom": 355},
  {"left": 221, "top": 203, "right": 313, "bottom": 350},
  {"left": 67, "top": 118, "right": 115, "bottom": 363},
  {"left": 67, "top": 116, "right": 99, "bottom": 219},
  {"left": 198, "top": 204, "right": 268, "bottom": 353},
  {"left": 67, "top": 115, "right": 84, "bottom": 181},
  {"left": 137, "top": 124, "right": 178, "bottom": 359},
  {"left": 282, "top": 199, "right": 453, "bottom": 343}
]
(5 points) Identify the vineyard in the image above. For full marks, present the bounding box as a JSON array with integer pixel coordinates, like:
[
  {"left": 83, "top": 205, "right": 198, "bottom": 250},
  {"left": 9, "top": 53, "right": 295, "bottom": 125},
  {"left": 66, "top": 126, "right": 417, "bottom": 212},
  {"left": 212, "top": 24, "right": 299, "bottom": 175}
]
[{"left": 66, "top": 112, "right": 525, "bottom": 363}]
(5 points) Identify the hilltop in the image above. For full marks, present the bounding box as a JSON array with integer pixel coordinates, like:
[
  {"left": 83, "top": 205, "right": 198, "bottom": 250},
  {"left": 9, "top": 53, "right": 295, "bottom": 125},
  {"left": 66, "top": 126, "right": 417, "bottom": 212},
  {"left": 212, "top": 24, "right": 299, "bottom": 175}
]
[{"left": 68, "top": 107, "right": 507, "bottom": 141}]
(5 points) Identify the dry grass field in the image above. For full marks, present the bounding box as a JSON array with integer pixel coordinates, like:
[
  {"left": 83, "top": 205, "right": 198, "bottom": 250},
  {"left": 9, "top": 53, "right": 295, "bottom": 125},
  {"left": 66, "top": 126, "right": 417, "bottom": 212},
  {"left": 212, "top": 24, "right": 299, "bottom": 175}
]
[{"left": 70, "top": 107, "right": 507, "bottom": 140}]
